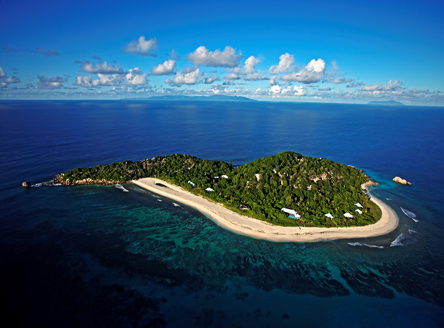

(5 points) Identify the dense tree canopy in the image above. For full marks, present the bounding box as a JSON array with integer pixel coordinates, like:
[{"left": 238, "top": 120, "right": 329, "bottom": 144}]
[{"left": 62, "top": 152, "right": 379, "bottom": 227}]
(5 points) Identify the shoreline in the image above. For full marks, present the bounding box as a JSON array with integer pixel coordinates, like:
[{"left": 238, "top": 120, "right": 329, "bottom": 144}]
[{"left": 132, "top": 178, "right": 399, "bottom": 242}]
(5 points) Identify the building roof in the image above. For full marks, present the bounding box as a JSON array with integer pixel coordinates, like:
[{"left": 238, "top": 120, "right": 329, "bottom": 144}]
[
  {"left": 355, "top": 203, "right": 363, "bottom": 208},
  {"left": 325, "top": 213, "right": 334, "bottom": 219},
  {"left": 205, "top": 187, "right": 214, "bottom": 191},
  {"left": 344, "top": 212, "right": 353, "bottom": 218}
]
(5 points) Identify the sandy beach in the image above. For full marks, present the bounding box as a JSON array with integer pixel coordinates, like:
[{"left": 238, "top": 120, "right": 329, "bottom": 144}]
[{"left": 132, "top": 178, "right": 399, "bottom": 242}]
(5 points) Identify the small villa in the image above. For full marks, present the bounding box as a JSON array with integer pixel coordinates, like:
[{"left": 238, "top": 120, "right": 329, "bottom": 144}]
[
  {"left": 344, "top": 212, "right": 353, "bottom": 218},
  {"left": 221, "top": 175, "right": 229, "bottom": 179},
  {"left": 355, "top": 209, "right": 363, "bottom": 214},
  {"left": 239, "top": 204, "right": 249, "bottom": 210},
  {"left": 187, "top": 181, "right": 195, "bottom": 186},
  {"left": 214, "top": 176, "right": 219, "bottom": 179},
  {"left": 205, "top": 187, "right": 214, "bottom": 192},
  {"left": 281, "top": 208, "right": 301, "bottom": 220},
  {"left": 355, "top": 203, "right": 363, "bottom": 208},
  {"left": 325, "top": 213, "right": 334, "bottom": 219}
]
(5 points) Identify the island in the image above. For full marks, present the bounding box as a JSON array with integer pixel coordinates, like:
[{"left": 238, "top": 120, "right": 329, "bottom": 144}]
[
  {"left": 367, "top": 100, "right": 405, "bottom": 106},
  {"left": 47, "top": 152, "right": 398, "bottom": 242}
]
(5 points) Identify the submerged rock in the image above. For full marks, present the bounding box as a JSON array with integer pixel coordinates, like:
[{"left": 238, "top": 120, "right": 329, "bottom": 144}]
[
  {"left": 393, "top": 176, "right": 412, "bottom": 185},
  {"left": 22, "top": 181, "right": 32, "bottom": 188}
]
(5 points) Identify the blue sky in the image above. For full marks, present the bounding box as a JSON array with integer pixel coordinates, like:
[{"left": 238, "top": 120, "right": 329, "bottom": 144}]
[{"left": 0, "top": 0, "right": 443, "bottom": 105}]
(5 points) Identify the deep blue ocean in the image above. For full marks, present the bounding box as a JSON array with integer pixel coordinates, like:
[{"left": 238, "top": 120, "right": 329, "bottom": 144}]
[{"left": 1, "top": 100, "right": 443, "bottom": 327}]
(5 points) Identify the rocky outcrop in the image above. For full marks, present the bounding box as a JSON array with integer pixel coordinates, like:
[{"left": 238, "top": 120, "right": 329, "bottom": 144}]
[
  {"left": 393, "top": 176, "right": 412, "bottom": 185},
  {"left": 22, "top": 181, "right": 32, "bottom": 188},
  {"left": 40, "top": 174, "right": 128, "bottom": 187}
]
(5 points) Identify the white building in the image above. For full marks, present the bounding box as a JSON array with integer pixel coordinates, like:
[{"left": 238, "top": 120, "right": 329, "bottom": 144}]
[
  {"left": 187, "top": 181, "right": 195, "bottom": 186},
  {"left": 205, "top": 187, "right": 214, "bottom": 192},
  {"left": 354, "top": 203, "right": 363, "bottom": 208},
  {"left": 281, "top": 208, "right": 301, "bottom": 219},
  {"left": 355, "top": 209, "right": 363, "bottom": 214},
  {"left": 344, "top": 212, "right": 353, "bottom": 218},
  {"left": 221, "top": 175, "right": 228, "bottom": 179},
  {"left": 325, "top": 213, "right": 334, "bottom": 219}
]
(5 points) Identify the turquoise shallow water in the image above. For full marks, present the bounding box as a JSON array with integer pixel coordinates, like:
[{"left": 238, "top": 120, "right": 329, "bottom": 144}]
[{"left": 0, "top": 100, "right": 443, "bottom": 327}]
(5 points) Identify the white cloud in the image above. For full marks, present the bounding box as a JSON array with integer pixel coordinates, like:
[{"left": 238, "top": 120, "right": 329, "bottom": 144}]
[
  {"left": 152, "top": 59, "right": 176, "bottom": 75},
  {"left": 361, "top": 84, "right": 383, "bottom": 91},
  {"left": 186, "top": 46, "right": 242, "bottom": 67},
  {"left": 126, "top": 68, "right": 148, "bottom": 85},
  {"left": 330, "top": 60, "right": 340, "bottom": 71},
  {"left": 346, "top": 82, "right": 363, "bottom": 88},
  {"left": 269, "top": 77, "right": 278, "bottom": 85},
  {"left": 244, "top": 73, "right": 268, "bottom": 81},
  {"left": 80, "top": 61, "right": 124, "bottom": 74},
  {"left": 0, "top": 66, "right": 6, "bottom": 77},
  {"left": 223, "top": 73, "right": 241, "bottom": 80},
  {"left": 294, "top": 85, "right": 307, "bottom": 95},
  {"left": 204, "top": 75, "right": 218, "bottom": 84},
  {"left": 318, "top": 87, "right": 331, "bottom": 91},
  {"left": 270, "top": 85, "right": 281, "bottom": 93},
  {"left": 33, "top": 48, "right": 60, "bottom": 57},
  {"left": 383, "top": 80, "right": 402, "bottom": 91},
  {"left": 282, "top": 58, "right": 325, "bottom": 83},
  {"left": 170, "top": 49, "right": 180, "bottom": 60},
  {"left": 244, "top": 56, "right": 261, "bottom": 73},
  {"left": 35, "top": 76, "right": 64, "bottom": 89},
  {"left": 74, "top": 75, "right": 92, "bottom": 88},
  {"left": 327, "top": 77, "right": 352, "bottom": 84},
  {"left": 3, "top": 76, "right": 20, "bottom": 83},
  {"left": 165, "top": 68, "right": 200, "bottom": 85},
  {"left": 124, "top": 36, "right": 157, "bottom": 56},
  {"left": 269, "top": 53, "right": 294, "bottom": 74},
  {"left": 92, "top": 74, "right": 124, "bottom": 86}
]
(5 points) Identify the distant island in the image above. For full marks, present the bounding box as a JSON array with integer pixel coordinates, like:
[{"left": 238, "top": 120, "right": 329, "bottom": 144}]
[
  {"left": 367, "top": 100, "right": 405, "bottom": 106},
  {"left": 48, "top": 152, "right": 383, "bottom": 229},
  {"left": 124, "top": 95, "right": 256, "bottom": 102}
]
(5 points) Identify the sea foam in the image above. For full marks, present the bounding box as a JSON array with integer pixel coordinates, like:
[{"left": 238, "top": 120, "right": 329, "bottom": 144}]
[
  {"left": 115, "top": 184, "right": 129, "bottom": 192},
  {"left": 401, "top": 207, "right": 418, "bottom": 222},
  {"left": 390, "top": 233, "right": 417, "bottom": 247}
]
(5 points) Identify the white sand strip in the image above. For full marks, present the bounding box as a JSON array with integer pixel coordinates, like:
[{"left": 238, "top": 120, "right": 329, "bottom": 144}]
[{"left": 132, "top": 178, "right": 398, "bottom": 242}]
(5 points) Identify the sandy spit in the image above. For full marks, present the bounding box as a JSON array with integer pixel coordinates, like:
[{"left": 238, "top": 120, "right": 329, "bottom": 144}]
[{"left": 132, "top": 178, "right": 398, "bottom": 242}]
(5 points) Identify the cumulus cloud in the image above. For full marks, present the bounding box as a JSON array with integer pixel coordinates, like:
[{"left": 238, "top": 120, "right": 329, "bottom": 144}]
[
  {"left": 187, "top": 46, "right": 242, "bottom": 68},
  {"left": 270, "top": 85, "right": 281, "bottom": 94},
  {"left": 294, "top": 85, "right": 308, "bottom": 96},
  {"left": 151, "top": 59, "right": 176, "bottom": 75},
  {"left": 33, "top": 47, "right": 60, "bottom": 57},
  {"left": 74, "top": 76, "right": 92, "bottom": 88},
  {"left": 361, "top": 84, "right": 382, "bottom": 91},
  {"left": 244, "top": 56, "right": 261, "bottom": 73},
  {"left": 269, "top": 53, "right": 294, "bottom": 74},
  {"left": 269, "top": 77, "right": 278, "bottom": 85},
  {"left": 204, "top": 75, "right": 218, "bottom": 84},
  {"left": 281, "top": 58, "right": 325, "bottom": 84},
  {"left": 165, "top": 68, "right": 200, "bottom": 85},
  {"left": 0, "top": 67, "right": 21, "bottom": 89},
  {"left": 124, "top": 36, "right": 157, "bottom": 56},
  {"left": 223, "top": 73, "right": 241, "bottom": 80},
  {"left": 35, "top": 76, "right": 64, "bottom": 89},
  {"left": 92, "top": 74, "right": 124, "bottom": 86},
  {"left": 79, "top": 61, "right": 124, "bottom": 74},
  {"left": 223, "top": 81, "right": 235, "bottom": 86},
  {"left": 125, "top": 68, "right": 148, "bottom": 85},
  {"left": 244, "top": 73, "right": 268, "bottom": 81},
  {"left": 346, "top": 82, "right": 363, "bottom": 88}
]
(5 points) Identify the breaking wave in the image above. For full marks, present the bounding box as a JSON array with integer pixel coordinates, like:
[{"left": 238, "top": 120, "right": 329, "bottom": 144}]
[
  {"left": 173, "top": 203, "right": 181, "bottom": 207},
  {"left": 347, "top": 242, "right": 383, "bottom": 249},
  {"left": 401, "top": 207, "right": 418, "bottom": 222},
  {"left": 115, "top": 184, "right": 129, "bottom": 192},
  {"left": 390, "top": 233, "right": 417, "bottom": 247}
]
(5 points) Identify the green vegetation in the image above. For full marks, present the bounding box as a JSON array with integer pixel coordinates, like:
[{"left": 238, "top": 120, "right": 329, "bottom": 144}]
[{"left": 62, "top": 152, "right": 380, "bottom": 227}]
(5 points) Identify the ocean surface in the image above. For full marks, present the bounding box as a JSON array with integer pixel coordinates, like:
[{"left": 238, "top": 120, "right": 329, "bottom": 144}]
[{"left": 0, "top": 100, "right": 443, "bottom": 327}]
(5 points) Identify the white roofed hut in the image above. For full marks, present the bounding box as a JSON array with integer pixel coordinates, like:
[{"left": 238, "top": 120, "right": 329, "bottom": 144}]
[
  {"left": 205, "top": 187, "right": 214, "bottom": 192},
  {"left": 187, "top": 181, "right": 195, "bottom": 186},
  {"left": 221, "top": 175, "right": 228, "bottom": 179},
  {"left": 355, "top": 209, "right": 363, "bottom": 214},
  {"left": 325, "top": 213, "right": 334, "bottom": 219},
  {"left": 344, "top": 212, "right": 353, "bottom": 218},
  {"left": 355, "top": 203, "right": 363, "bottom": 208},
  {"left": 281, "top": 208, "right": 301, "bottom": 220}
]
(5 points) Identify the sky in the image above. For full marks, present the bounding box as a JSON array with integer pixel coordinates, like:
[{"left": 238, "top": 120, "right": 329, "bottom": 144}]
[{"left": 0, "top": 0, "right": 443, "bottom": 105}]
